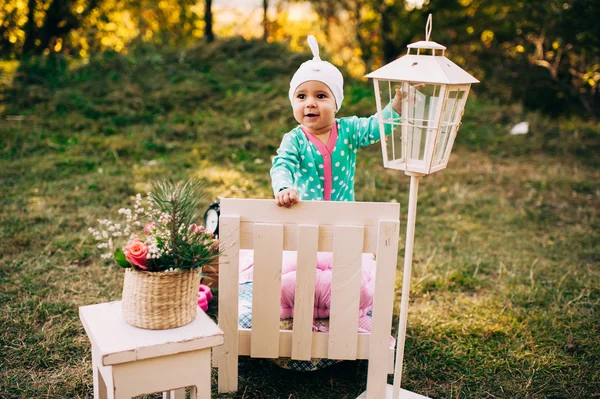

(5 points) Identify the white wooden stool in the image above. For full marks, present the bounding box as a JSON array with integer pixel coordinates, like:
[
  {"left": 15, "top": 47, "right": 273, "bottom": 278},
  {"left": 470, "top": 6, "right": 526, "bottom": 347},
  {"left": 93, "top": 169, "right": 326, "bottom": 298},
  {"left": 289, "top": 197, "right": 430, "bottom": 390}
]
[{"left": 80, "top": 301, "right": 223, "bottom": 399}]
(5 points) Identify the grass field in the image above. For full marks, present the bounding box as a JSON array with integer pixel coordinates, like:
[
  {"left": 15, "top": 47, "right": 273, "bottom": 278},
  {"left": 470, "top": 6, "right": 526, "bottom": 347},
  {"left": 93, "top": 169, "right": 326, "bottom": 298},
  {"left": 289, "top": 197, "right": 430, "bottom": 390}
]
[{"left": 0, "top": 38, "right": 598, "bottom": 398}]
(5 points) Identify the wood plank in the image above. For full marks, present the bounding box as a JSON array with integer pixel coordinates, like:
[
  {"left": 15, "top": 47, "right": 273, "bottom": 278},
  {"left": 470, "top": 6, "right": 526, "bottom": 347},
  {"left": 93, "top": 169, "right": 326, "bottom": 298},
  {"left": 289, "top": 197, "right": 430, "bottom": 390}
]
[
  {"left": 238, "top": 329, "right": 394, "bottom": 362},
  {"left": 110, "top": 349, "right": 211, "bottom": 398},
  {"left": 250, "top": 223, "right": 283, "bottom": 358},
  {"left": 328, "top": 225, "right": 364, "bottom": 360},
  {"left": 366, "top": 220, "right": 401, "bottom": 399},
  {"left": 217, "top": 215, "right": 241, "bottom": 393},
  {"left": 356, "top": 385, "right": 432, "bottom": 399},
  {"left": 237, "top": 222, "right": 380, "bottom": 253},
  {"left": 79, "top": 302, "right": 223, "bottom": 367},
  {"left": 291, "top": 225, "right": 319, "bottom": 360},
  {"left": 220, "top": 198, "right": 399, "bottom": 226}
]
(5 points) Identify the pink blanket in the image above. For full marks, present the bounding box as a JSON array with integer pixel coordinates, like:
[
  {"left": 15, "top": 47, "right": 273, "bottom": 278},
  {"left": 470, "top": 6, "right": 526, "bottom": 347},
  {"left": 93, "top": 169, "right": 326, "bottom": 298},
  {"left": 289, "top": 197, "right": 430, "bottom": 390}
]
[{"left": 238, "top": 250, "right": 377, "bottom": 320}]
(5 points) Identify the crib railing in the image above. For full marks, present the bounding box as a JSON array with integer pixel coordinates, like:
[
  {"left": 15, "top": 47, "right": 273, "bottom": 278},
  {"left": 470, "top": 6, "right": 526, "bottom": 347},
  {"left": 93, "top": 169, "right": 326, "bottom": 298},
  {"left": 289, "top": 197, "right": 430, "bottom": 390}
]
[{"left": 216, "top": 198, "right": 400, "bottom": 399}]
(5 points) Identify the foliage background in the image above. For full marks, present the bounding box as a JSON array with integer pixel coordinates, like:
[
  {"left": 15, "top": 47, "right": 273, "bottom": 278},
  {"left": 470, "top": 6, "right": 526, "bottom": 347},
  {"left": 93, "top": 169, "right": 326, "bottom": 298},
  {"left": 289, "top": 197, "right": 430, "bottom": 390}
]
[{"left": 1, "top": 0, "right": 599, "bottom": 118}]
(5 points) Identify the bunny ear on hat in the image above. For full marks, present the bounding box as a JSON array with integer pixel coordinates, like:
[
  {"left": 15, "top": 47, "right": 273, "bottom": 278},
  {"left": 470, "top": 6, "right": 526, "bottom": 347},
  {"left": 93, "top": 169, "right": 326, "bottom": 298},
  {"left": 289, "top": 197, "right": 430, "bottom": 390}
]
[
  {"left": 288, "top": 35, "right": 345, "bottom": 111},
  {"left": 307, "top": 35, "right": 320, "bottom": 61}
]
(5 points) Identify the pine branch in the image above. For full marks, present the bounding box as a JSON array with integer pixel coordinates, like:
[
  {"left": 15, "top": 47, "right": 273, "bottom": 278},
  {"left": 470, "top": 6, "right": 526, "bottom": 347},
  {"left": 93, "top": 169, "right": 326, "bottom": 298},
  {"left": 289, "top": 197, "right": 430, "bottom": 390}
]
[{"left": 150, "top": 179, "right": 207, "bottom": 268}]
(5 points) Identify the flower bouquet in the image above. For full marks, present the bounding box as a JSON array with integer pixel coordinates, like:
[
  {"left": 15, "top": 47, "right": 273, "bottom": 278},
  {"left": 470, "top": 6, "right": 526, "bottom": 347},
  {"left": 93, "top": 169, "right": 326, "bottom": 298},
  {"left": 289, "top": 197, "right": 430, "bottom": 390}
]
[{"left": 89, "top": 179, "right": 220, "bottom": 329}]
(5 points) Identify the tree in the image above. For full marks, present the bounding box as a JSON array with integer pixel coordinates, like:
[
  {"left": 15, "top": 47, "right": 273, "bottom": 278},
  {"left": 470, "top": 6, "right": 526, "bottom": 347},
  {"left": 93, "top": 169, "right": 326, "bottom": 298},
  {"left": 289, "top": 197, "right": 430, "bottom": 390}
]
[
  {"left": 263, "top": 0, "right": 269, "bottom": 41},
  {"left": 22, "top": 0, "right": 103, "bottom": 56},
  {"left": 204, "top": 0, "right": 214, "bottom": 42}
]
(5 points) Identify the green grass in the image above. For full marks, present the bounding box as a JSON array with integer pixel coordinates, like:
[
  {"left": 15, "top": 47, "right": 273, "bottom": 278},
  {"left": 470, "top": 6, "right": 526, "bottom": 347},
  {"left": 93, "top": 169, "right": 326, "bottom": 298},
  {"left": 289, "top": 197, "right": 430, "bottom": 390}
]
[{"left": 1, "top": 38, "right": 599, "bottom": 398}]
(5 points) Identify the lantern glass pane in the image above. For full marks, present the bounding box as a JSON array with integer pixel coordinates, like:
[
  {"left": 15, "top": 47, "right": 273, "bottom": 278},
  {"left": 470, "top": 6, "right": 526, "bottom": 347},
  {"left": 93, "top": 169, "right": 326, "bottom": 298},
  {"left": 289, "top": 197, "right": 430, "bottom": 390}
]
[
  {"left": 377, "top": 81, "right": 404, "bottom": 166},
  {"left": 433, "top": 86, "right": 469, "bottom": 165},
  {"left": 403, "top": 82, "right": 442, "bottom": 165}
]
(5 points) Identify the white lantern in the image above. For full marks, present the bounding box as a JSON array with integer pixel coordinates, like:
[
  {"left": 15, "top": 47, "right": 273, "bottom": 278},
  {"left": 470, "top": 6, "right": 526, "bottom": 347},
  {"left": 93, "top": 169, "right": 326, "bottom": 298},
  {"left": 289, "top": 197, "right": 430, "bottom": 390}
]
[
  {"left": 366, "top": 15, "right": 479, "bottom": 176},
  {"left": 364, "top": 15, "right": 480, "bottom": 399}
]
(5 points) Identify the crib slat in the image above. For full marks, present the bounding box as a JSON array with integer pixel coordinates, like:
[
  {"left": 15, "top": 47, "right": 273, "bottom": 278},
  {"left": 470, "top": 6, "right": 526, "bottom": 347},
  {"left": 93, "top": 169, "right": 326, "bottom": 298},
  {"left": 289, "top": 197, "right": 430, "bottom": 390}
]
[
  {"left": 251, "top": 223, "right": 283, "bottom": 359},
  {"left": 366, "top": 220, "right": 400, "bottom": 399},
  {"left": 217, "top": 215, "right": 241, "bottom": 393},
  {"left": 291, "top": 224, "right": 319, "bottom": 361},
  {"left": 238, "top": 222, "right": 379, "bottom": 253},
  {"left": 328, "top": 225, "right": 364, "bottom": 360},
  {"left": 238, "top": 329, "right": 396, "bottom": 367}
]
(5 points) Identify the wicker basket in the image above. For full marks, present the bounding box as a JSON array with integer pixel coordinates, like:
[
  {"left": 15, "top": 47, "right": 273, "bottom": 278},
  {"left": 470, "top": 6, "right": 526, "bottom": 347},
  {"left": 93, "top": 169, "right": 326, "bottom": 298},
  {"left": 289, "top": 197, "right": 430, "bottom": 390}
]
[{"left": 121, "top": 268, "right": 200, "bottom": 330}]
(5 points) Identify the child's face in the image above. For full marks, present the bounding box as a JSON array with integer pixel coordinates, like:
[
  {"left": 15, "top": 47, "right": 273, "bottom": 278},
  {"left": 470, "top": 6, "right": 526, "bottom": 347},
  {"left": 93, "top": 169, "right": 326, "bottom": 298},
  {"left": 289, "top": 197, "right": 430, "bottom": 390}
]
[{"left": 292, "top": 80, "right": 336, "bottom": 135}]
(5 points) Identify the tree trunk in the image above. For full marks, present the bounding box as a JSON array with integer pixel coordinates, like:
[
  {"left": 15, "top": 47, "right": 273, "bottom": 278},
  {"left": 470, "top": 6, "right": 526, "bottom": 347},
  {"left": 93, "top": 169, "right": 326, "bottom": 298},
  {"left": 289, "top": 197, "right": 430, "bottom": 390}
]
[
  {"left": 379, "top": 4, "right": 397, "bottom": 64},
  {"left": 21, "top": 0, "right": 38, "bottom": 55},
  {"left": 263, "top": 0, "right": 269, "bottom": 41},
  {"left": 204, "top": 0, "right": 214, "bottom": 42},
  {"left": 21, "top": 0, "right": 101, "bottom": 55}
]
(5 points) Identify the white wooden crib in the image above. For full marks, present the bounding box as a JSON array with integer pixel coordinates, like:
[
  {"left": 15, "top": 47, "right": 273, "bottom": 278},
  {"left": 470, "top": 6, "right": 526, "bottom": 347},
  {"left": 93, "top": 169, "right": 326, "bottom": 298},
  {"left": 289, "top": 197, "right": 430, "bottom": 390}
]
[{"left": 216, "top": 198, "right": 402, "bottom": 399}]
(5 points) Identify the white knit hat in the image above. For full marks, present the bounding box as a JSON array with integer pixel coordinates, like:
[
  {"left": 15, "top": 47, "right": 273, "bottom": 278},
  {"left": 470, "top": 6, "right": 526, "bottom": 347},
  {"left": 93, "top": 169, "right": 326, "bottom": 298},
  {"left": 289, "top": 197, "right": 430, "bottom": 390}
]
[{"left": 289, "top": 35, "right": 344, "bottom": 112}]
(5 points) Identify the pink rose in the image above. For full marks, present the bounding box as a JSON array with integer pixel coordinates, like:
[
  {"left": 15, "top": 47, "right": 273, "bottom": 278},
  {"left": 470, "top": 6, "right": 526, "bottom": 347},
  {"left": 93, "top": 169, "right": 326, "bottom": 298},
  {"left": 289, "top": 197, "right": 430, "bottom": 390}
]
[
  {"left": 144, "top": 222, "right": 156, "bottom": 235},
  {"left": 188, "top": 224, "right": 205, "bottom": 234},
  {"left": 125, "top": 239, "right": 149, "bottom": 270}
]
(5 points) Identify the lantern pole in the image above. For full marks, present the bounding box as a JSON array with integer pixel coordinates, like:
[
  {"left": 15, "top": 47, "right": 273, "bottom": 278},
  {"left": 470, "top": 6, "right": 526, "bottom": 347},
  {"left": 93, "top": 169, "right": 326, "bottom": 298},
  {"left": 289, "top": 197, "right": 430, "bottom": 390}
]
[{"left": 392, "top": 171, "right": 424, "bottom": 398}]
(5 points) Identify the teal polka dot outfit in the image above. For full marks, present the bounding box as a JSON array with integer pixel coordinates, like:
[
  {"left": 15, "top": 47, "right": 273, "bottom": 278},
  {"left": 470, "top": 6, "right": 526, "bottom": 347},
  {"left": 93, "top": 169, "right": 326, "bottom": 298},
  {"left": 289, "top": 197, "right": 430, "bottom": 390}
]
[{"left": 271, "top": 104, "right": 398, "bottom": 201}]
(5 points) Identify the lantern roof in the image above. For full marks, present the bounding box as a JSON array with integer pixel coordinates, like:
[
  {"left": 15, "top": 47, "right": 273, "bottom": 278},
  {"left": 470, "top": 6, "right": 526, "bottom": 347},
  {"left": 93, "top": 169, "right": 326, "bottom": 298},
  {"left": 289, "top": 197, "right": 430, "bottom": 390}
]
[
  {"left": 407, "top": 40, "right": 446, "bottom": 51},
  {"left": 365, "top": 53, "right": 479, "bottom": 84},
  {"left": 365, "top": 15, "right": 480, "bottom": 85}
]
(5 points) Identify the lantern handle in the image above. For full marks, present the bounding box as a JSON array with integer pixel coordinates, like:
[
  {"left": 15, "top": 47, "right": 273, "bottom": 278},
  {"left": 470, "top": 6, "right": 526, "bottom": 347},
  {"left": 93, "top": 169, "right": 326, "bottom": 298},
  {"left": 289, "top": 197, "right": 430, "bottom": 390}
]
[{"left": 425, "top": 14, "right": 432, "bottom": 42}]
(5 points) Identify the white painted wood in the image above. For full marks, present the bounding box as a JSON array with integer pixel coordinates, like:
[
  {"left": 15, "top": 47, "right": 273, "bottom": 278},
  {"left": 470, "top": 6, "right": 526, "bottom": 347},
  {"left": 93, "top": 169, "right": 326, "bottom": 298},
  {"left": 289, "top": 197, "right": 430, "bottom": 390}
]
[
  {"left": 238, "top": 329, "right": 394, "bottom": 362},
  {"left": 94, "top": 343, "right": 115, "bottom": 399},
  {"left": 163, "top": 389, "right": 185, "bottom": 399},
  {"left": 79, "top": 302, "right": 223, "bottom": 366},
  {"left": 92, "top": 343, "right": 102, "bottom": 399},
  {"left": 367, "top": 220, "right": 401, "bottom": 399},
  {"left": 217, "top": 199, "right": 402, "bottom": 398},
  {"left": 97, "top": 363, "right": 112, "bottom": 399},
  {"left": 251, "top": 223, "right": 283, "bottom": 358},
  {"left": 191, "top": 349, "right": 212, "bottom": 399},
  {"left": 328, "top": 225, "right": 363, "bottom": 360},
  {"left": 217, "top": 215, "right": 241, "bottom": 393},
  {"left": 220, "top": 198, "right": 399, "bottom": 253},
  {"left": 109, "top": 349, "right": 210, "bottom": 398},
  {"left": 292, "top": 224, "right": 319, "bottom": 360},
  {"left": 79, "top": 302, "right": 223, "bottom": 399},
  {"left": 238, "top": 221, "right": 382, "bottom": 252},
  {"left": 357, "top": 384, "right": 431, "bottom": 399},
  {"left": 393, "top": 175, "right": 421, "bottom": 399},
  {"left": 220, "top": 198, "right": 400, "bottom": 225}
]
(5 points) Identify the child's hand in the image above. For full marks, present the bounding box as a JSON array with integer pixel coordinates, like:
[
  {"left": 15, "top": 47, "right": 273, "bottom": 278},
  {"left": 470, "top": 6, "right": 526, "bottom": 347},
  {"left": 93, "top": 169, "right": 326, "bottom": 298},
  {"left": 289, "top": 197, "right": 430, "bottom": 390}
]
[
  {"left": 276, "top": 188, "right": 299, "bottom": 208},
  {"left": 392, "top": 84, "right": 425, "bottom": 115}
]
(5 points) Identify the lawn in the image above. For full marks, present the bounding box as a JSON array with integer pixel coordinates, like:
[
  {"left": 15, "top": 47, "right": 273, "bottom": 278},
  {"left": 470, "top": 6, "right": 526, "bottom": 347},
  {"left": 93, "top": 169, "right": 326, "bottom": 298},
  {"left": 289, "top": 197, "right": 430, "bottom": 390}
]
[{"left": 0, "top": 39, "right": 598, "bottom": 398}]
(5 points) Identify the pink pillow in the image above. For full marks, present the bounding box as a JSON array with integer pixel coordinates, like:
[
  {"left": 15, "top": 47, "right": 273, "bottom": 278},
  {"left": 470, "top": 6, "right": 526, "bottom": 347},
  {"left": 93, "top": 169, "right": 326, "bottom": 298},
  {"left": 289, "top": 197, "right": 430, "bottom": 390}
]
[{"left": 279, "top": 252, "right": 376, "bottom": 319}]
